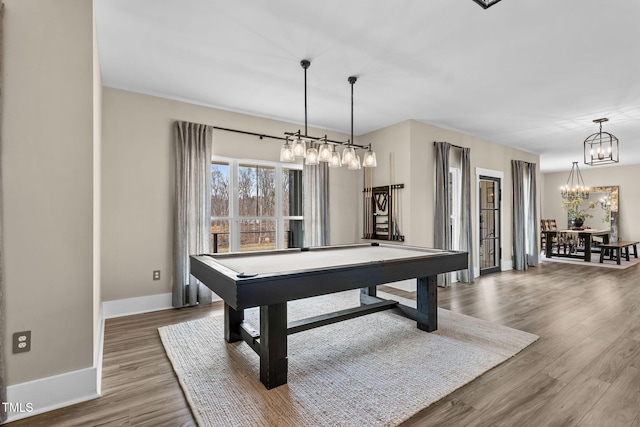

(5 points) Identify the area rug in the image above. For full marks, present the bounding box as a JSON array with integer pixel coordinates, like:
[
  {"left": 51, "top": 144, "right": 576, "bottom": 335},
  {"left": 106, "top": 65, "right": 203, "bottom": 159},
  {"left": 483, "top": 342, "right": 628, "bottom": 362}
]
[
  {"left": 159, "top": 291, "right": 538, "bottom": 427},
  {"left": 541, "top": 254, "right": 640, "bottom": 269}
]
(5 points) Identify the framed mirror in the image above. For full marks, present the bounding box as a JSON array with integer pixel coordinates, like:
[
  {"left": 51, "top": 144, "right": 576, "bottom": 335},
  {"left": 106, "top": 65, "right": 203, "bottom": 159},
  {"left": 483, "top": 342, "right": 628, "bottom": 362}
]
[{"left": 570, "top": 185, "right": 618, "bottom": 241}]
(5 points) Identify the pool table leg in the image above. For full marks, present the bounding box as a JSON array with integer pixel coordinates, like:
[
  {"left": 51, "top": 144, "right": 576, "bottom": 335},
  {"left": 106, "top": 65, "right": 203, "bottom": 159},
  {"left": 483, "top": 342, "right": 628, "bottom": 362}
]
[
  {"left": 416, "top": 276, "right": 437, "bottom": 332},
  {"left": 260, "top": 302, "right": 288, "bottom": 389},
  {"left": 360, "top": 286, "right": 377, "bottom": 299},
  {"left": 224, "top": 303, "right": 244, "bottom": 343}
]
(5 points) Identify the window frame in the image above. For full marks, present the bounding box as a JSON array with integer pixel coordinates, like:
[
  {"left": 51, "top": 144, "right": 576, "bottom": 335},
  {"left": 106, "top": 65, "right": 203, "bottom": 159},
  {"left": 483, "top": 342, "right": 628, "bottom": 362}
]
[{"left": 211, "top": 156, "right": 303, "bottom": 252}]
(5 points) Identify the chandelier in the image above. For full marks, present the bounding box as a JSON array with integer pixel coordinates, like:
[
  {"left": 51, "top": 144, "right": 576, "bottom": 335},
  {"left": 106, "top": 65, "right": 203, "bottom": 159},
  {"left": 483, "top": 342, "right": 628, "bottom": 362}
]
[
  {"left": 560, "top": 161, "right": 589, "bottom": 200},
  {"left": 583, "top": 118, "right": 619, "bottom": 166},
  {"left": 279, "top": 60, "right": 376, "bottom": 169},
  {"left": 471, "top": 0, "right": 503, "bottom": 9}
]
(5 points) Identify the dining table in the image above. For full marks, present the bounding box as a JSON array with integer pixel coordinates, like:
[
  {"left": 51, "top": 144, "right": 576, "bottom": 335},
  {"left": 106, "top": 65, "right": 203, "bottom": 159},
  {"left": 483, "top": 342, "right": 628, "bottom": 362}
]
[{"left": 543, "top": 229, "right": 610, "bottom": 262}]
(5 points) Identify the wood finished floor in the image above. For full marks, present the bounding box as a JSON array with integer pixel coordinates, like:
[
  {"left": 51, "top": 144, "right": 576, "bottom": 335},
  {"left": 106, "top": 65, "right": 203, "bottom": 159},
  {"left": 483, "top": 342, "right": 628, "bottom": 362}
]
[{"left": 7, "top": 261, "right": 640, "bottom": 426}]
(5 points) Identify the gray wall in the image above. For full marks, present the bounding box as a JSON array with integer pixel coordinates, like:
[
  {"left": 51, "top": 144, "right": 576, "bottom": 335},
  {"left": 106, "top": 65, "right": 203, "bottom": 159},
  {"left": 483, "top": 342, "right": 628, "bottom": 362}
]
[
  {"left": 2, "top": 0, "right": 99, "bottom": 385},
  {"left": 101, "top": 88, "right": 360, "bottom": 301},
  {"left": 360, "top": 120, "right": 541, "bottom": 273}
]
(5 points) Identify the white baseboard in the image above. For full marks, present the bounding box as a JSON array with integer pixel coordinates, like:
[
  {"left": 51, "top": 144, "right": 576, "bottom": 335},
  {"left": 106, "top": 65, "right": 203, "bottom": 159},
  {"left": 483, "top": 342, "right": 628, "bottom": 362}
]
[
  {"left": 4, "top": 367, "right": 100, "bottom": 423},
  {"left": 3, "top": 308, "right": 108, "bottom": 424},
  {"left": 95, "top": 305, "right": 105, "bottom": 395},
  {"left": 502, "top": 260, "right": 513, "bottom": 271},
  {"left": 102, "top": 292, "right": 174, "bottom": 318},
  {"left": 2, "top": 293, "right": 182, "bottom": 423},
  {"left": 102, "top": 292, "right": 222, "bottom": 319}
]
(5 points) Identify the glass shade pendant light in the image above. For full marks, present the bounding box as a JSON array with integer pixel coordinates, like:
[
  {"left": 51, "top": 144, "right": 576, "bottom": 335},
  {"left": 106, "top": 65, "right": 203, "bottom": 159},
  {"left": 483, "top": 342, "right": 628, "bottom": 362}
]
[
  {"left": 348, "top": 154, "right": 361, "bottom": 170},
  {"left": 362, "top": 144, "right": 377, "bottom": 167},
  {"left": 342, "top": 144, "right": 356, "bottom": 165},
  {"left": 305, "top": 146, "right": 319, "bottom": 165},
  {"left": 279, "top": 138, "right": 294, "bottom": 162},
  {"left": 343, "top": 76, "right": 359, "bottom": 167},
  {"left": 348, "top": 155, "right": 358, "bottom": 170},
  {"left": 292, "top": 134, "right": 307, "bottom": 158},
  {"left": 318, "top": 137, "right": 333, "bottom": 162},
  {"left": 328, "top": 145, "right": 342, "bottom": 168},
  {"left": 279, "top": 60, "right": 376, "bottom": 171}
]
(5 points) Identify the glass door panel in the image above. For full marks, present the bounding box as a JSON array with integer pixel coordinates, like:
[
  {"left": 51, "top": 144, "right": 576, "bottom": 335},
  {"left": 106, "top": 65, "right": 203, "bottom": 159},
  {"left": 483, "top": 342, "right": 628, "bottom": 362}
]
[{"left": 479, "top": 177, "right": 501, "bottom": 274}]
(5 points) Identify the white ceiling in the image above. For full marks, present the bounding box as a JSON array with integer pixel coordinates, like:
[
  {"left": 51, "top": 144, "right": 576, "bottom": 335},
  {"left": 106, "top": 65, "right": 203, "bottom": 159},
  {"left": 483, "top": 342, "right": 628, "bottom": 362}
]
[{"left": 94, "top": 0, "right": 640, "bottom": 172}]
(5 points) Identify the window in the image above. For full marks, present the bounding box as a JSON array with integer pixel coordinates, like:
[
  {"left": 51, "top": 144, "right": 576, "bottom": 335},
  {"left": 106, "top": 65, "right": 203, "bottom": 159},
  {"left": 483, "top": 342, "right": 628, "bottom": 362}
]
[{"left": 210, "top": 158, "right": 303, "bottom": 253}]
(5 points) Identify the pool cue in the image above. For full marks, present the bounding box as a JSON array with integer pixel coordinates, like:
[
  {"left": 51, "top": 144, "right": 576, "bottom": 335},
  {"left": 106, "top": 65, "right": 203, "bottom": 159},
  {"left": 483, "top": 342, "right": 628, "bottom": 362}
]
[
  {"left": 396, "top": 185, "right": 401, "bottom": 239},
  {"left": 364, "top": 168, "right": 370, "bottom": 238},
  {"left": 364, "top": 170, "right": 368, "bottom": 238},
  {"left": 370, "top": 176, "right": 374, "bottom": 237},
  {"left": 389, "top": 152, "right": 394, "bottom": 240},
  {"left": 369, "top": 172, "right": 376, "bottom": 238}
]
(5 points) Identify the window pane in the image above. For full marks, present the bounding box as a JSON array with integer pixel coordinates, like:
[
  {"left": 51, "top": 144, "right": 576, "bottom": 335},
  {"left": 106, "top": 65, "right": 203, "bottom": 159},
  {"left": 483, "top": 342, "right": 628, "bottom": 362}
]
[
  {"left": 211, "top": 162, "right": 229, "bottom": 217},
  {"left": 283, "top": 168, "right": 302, "bottom": 217},
  {"left": 210, "top": 220, "right": 230, "bottom": 253},
  {"left": 239, "top": 219, "right": 276, "bottom": 252},
  {"left": 239, "top": 164, "right": 275, "bottom": 217}
]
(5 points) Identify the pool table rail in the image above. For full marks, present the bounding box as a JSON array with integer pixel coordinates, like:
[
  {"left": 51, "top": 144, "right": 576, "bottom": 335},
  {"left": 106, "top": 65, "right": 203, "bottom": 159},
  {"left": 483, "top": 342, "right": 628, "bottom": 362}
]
[{"left": 190, "top": 244, "right": 467, "bottom": 310}]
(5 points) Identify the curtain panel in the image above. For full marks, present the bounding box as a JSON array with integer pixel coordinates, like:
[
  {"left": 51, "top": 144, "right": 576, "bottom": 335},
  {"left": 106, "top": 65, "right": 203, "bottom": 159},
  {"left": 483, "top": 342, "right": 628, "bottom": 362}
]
[
  {"left": 526, "top": 163, "right": 539, "bottom": 266},
  {"left": 434, "top": 141, "right": 451, "bottom": 287},
  {"left": 303, "top": 143, "right": 330, "bottom": 247},
  {"left": 173, "top": 121, "right": 214, "bottom": 307},
  {"left": 511, "top": 160, "right": 527, "bottom": 270},
  {"left": 457, "top": 147, "right": 474, "bottom": 282},
  {"left": 511, "top": 160, "right": 539, "bottom": 270}
]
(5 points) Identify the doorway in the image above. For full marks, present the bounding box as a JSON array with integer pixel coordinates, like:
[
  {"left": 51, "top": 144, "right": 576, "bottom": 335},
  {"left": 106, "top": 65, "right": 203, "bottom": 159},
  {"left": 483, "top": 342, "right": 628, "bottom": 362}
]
[{"left": 479, "top": 176, "right": 501, "bottom": 274}]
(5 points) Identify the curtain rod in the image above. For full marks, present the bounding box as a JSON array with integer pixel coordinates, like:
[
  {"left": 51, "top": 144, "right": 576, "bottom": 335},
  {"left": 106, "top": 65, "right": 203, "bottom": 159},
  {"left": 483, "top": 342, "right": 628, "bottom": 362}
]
[
  {"left": 213, "top": 126, "right": 369, "bottom": 149},
  {"left": 213, "top": 126, "right": 286, "bottom": 141},
  {"left": 433, "top": 141, "right": 466, "bottom": 150}
]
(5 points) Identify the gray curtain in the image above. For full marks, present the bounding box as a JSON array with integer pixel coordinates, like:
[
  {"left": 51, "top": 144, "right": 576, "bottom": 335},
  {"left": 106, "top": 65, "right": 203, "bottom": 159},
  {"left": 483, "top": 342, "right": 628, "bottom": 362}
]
[
  {"left": 434, "top": 141, "right": 451, "bottom": 287},
  {"left": 512, "top": 160, "right": 526, "bottom": 270},
  {"left": 512, "top": 160, "right": 538, "bottom": 270},
  {"left": 527, "top": 163, "right": 539, "bottom": 266},
  {"left": 173, "top": 121, "right": 213, "bottom": 307},
  {"left": 0, "top": 3, "right": 6, "bottom": 423},
  {"left": 457, "top": 147, "right": 474, "bottom": 283},
  {"left": 303, "top": 143, "right": 330, "bottom": 247}
]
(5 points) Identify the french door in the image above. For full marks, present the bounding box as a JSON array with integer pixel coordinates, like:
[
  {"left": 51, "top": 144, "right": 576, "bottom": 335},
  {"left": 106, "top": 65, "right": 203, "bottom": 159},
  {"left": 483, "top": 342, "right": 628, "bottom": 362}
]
[{"left": 479, "top": 176, "right": 501, "bottom": 274}]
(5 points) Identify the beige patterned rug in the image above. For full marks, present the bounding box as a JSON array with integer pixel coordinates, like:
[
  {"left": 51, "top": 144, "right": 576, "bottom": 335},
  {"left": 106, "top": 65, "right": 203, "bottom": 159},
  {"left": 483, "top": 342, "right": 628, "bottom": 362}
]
[{"left": 159, "top": 291, "right": 538, "bottom": 427}]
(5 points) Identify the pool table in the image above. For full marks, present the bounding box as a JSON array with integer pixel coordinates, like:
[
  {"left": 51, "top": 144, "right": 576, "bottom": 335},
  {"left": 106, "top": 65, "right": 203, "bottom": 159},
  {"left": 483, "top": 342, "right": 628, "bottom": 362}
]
[{"left": 190, "top": 242, "right": 468, "bottom": 389}]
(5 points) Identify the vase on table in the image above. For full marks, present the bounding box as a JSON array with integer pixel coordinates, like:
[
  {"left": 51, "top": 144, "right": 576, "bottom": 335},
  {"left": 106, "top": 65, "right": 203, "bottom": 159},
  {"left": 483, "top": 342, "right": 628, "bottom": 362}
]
[{"left": 571, "top": 217, "right": 584, "bottom": 229}]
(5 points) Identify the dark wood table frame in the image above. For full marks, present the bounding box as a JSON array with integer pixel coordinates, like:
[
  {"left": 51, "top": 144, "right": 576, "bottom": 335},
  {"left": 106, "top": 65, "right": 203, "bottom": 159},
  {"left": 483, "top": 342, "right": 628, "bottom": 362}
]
[
  {"left": 598, "top": 241, "right": 639, "bottom": 265},
  {"left": 190, "top": 243, "right": 467, "bottom": 389},
  {"left": 543, "top": 229, "right": 610, "bottom": 262}
]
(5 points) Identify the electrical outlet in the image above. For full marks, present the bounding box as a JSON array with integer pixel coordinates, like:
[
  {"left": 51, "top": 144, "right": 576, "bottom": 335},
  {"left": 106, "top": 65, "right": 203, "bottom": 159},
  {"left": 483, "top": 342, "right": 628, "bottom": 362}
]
[
  {"left": 153, "top": 270, "right": 161, "bottom": 280},
  {"left": 13, "top": 331, "right": 31, "bottom": 354}
]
